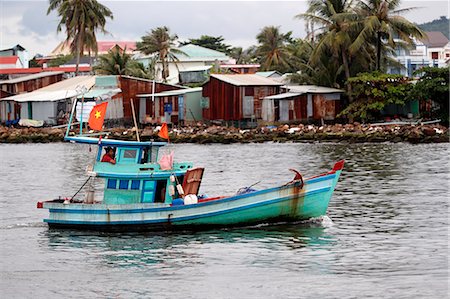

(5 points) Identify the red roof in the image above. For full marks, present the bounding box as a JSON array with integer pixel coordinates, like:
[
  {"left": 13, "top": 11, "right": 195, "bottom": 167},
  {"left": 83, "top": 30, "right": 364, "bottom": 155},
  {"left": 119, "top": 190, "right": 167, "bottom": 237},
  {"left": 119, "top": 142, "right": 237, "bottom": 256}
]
[
  {"left": 97, "top": 41, "right": 136, "bottom": 52},
  {"left": 0, "top": 56, "right": 19, "bottom": 65},
  {"left": 0, "top": 66, "right": 92, "bottom": 75}
]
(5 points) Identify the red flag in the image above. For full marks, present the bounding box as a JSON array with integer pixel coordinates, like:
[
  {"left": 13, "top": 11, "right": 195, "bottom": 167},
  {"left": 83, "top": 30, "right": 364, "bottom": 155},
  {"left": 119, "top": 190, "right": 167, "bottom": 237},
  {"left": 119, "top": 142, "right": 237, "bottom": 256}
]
[
  {"left": 158, "top": 123, "right": 169, "bottom": 140},
  {"left": 88, "top": 102, "right": 108, "bottom": 131}
]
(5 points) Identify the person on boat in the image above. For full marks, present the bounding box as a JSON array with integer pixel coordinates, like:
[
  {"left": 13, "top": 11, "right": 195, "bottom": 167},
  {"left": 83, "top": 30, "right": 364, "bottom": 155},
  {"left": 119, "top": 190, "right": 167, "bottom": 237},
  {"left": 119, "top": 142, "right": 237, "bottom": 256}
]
[{"left": 101, "top": 147, "right": 116, "bottom": 164}]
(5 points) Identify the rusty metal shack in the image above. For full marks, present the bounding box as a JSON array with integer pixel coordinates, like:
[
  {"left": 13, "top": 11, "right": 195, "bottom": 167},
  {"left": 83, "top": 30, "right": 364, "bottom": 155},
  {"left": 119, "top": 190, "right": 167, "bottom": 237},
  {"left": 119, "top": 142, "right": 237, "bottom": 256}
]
[
  {"left": 261, "top": 85, "right": 344, "bottom": 123},
  {"left": 0, "top": 71, "right": 64, "bottom": 96},
  {"left": 118, "top": 76, "right": 182, "bottom": 122},
  {"left": 202, "top": 74, "right": 283, "bottom": 125},
  {"left": 137, "top": 87, "right": 203, "bottom": 125}
]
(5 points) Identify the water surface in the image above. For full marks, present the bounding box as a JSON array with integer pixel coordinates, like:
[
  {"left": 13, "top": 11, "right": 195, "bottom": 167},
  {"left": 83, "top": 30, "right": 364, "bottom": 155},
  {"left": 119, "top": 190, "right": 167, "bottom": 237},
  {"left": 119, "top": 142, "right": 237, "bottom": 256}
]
[{"left": 0, "top": 142, "right": 448, "bottom": 298}]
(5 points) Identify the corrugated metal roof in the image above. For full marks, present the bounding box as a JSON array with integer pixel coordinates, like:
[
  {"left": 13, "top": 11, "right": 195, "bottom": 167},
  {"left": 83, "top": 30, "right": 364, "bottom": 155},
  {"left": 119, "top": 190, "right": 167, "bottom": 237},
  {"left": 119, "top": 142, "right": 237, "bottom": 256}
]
[
  {"left": 264, "top": 92, "right": 302, "bottom": 100},
  {"left": 0, "top": 71, "right": 64, "bottom": 84},
  {"left": 210, "top": 74, "right": 284, "bottom": 86},
  {"left": 79, "top": 88, "right": 121, "bottom": 99},
  {"left": 39, "top": 76, "right": 95, "bottom": 91},
  {"left": 137, "top": 87, "right": 202, "bottom": 97},
  {"left": 2, "top": 90, "right": 80, "bottom": 103},
  {"left": 284, "top": 85, "right": 344, "bottom": 94},
  {"left": 256, "top": 71, "right": 282, "bottom": 78},
  {"left": 422, "top": 31, "right": 450, "bottom": 47},
  {"left": 175, "top": 44, "right": 231, "bottom": 61},
  {"left": 1, "top": 76, "right": 96, "bottom": 102}
]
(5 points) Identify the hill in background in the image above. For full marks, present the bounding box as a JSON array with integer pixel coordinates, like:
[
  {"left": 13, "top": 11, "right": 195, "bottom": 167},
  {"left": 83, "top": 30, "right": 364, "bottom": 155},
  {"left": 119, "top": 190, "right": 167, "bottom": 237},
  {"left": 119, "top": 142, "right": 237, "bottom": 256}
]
[{"left": 418, "top": 16, "right": 449, "bottom": 38}]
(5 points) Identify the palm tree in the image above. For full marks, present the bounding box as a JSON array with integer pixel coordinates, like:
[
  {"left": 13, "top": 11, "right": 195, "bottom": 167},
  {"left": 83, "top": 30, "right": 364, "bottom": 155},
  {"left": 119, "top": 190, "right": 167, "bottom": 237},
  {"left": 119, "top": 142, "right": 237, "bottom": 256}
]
[
  {"left": 297, "top": 0, "right": 357, "bottom": 88},
  {"left": 350, "top": 0, "right": 425, "bottom": 71},
  {"left": 47, "top": 0, "right": 113, "bottom": 75},
  {"left": 95, "top": 46, "right": 155, "bottom": 79},
  {"left": 256, "top": 26, "right": 292, "bottom": 72},
  {"left": 95, "top": 46, "right": 132, "bottom": 75},
  {"left": 137, "top": 27, "right": 185, "bottom": 82}
]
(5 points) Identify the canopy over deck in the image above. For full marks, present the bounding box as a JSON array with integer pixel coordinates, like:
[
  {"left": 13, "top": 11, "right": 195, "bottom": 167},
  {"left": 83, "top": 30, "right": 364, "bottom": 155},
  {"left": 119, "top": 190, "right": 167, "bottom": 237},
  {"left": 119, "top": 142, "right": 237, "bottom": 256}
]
[{"left": 65, "top": 136, "right": 167, "bottom": 147}]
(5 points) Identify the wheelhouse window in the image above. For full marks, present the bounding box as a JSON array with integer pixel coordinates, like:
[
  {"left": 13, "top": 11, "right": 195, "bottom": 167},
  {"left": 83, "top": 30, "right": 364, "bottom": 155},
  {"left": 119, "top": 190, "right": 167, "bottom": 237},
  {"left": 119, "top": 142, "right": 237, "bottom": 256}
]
[
  {"left": 119, "top": 148, "right": 138, "bottom": 164},
  {"left": 131, "top": 180, "right": 140, "bottom": 190},
  {"left": 107, "top": 179, "right": 117, "bottom": 189},
  {"left": 123, "top": 149, "right": 137, "bottom": 159},
  {"left": 119, "top": 180, "right": 129, "bottom": 190}
]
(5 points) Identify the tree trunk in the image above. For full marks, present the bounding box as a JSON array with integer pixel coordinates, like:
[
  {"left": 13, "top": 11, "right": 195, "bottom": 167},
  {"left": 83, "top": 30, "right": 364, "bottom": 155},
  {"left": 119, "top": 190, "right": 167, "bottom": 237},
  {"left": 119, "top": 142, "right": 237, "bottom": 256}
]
[
  {"left": 75, "top": 31, "right": 82, "bottom": 76},
  {"left": 341, "top": 47, "right": 353, "bottom": 103},
  {"left": 376, "top": 32, "right": 382, "bottom": 71}
]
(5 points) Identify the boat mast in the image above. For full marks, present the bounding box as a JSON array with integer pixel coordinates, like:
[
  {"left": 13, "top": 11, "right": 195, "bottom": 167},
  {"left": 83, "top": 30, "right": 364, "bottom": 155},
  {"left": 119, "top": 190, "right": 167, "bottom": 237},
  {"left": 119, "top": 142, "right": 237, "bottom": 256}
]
[{"left": 65, "top": 97, "right": 78, "bottom": 138}]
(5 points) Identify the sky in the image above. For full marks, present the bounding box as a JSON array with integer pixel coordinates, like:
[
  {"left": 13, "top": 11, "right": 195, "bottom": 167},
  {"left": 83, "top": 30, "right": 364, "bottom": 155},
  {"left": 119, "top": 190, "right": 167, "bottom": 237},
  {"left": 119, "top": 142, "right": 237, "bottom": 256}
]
[{"left": 0, "top": 0, "right": 449, "bottom": 57}]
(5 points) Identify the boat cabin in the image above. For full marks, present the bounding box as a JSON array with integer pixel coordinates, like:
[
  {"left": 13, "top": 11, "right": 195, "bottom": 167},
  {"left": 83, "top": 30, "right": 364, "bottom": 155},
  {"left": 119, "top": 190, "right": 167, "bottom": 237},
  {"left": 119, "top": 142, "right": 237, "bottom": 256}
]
[{"left": 67, "top": 136, "right": 202, "bottom": 206}]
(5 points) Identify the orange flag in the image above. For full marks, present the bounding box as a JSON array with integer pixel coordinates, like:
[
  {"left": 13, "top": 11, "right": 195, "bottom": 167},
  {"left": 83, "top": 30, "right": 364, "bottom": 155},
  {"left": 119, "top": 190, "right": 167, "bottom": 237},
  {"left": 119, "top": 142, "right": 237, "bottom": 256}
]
[
  {"left": 88, "top": 102, "right": 108, "bottom": 131},
  {"left": 158, "top": 122, "right": 169, "bottom": 140}
]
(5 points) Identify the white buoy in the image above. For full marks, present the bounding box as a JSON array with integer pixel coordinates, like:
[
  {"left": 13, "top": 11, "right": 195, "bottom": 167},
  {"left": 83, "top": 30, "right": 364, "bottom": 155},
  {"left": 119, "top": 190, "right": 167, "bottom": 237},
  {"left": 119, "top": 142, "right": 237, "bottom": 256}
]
[{"left": 176, "top": 184, "right": 185, "bottom": 196}]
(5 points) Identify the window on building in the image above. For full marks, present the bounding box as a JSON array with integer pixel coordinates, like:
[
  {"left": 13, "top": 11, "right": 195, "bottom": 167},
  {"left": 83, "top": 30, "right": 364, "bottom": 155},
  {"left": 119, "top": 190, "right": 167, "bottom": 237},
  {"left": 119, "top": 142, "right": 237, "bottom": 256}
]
[{"left": 431, "top": 52, "right": 438, "bottom": 59}]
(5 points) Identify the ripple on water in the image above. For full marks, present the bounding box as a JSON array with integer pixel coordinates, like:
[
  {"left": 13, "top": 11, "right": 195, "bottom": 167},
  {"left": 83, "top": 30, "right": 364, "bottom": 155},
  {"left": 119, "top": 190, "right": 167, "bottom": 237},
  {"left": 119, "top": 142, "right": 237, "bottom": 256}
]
[{"left": 0, "top": 142, "right": 448, "bottom": 298}]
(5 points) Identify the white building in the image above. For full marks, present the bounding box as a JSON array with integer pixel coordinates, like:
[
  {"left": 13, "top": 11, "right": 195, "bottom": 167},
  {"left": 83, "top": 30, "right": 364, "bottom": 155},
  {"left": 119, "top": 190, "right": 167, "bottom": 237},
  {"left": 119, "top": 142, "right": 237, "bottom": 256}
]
[
  {"left": 388, "top": 31, "right": 450, "bottom": 77},
  {"left": 0, "top": 45, "right": 29, "bottom": 69}
]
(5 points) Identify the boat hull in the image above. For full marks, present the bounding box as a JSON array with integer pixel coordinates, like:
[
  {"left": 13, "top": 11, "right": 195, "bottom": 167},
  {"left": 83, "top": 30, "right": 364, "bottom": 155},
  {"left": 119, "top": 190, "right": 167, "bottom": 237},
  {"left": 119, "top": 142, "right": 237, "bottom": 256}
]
[{"left": 41, "top": 169, "right": 342, "bottom": 231}]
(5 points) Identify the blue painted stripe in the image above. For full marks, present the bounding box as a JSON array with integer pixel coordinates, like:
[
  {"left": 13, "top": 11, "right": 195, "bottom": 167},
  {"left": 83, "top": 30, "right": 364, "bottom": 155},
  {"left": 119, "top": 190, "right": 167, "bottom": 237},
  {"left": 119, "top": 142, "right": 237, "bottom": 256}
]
[
  {"left": 45, "top": 187, "right": 332, "bottom": 225},
  {"left": 48, "top": 186, "right": 331, "bottom": 215}
]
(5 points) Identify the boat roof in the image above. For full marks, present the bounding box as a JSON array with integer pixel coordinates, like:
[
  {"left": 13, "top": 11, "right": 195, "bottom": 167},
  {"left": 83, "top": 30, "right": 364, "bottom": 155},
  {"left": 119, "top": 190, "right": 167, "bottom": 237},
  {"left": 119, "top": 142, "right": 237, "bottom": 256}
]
[{"left": 65, "top": 136, "right": 167, "bottom": 147}]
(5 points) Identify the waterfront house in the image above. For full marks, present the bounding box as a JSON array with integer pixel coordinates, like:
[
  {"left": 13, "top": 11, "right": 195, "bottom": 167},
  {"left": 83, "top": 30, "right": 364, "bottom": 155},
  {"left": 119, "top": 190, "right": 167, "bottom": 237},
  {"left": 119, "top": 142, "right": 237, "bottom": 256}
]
[
  {"left": 118, "top": 76, "right": 182, "bottom": 123},
  {"left": 0, "top": 76, "right": 95, "bottom": 125},
  {"left": 0, "top": 71, "right": 64, "bottom": 95},
  {"left": 75, "top": 75, "right": 185, "bottom": 125},
  {"left": 137, "top": 87, "right": 203, "bottom": 125},
  {"left": 260, "top": 85, "right": 344, "bottom": 123},
  {"left": 202, "top": 74, "right": 283, "bottom": 126}
]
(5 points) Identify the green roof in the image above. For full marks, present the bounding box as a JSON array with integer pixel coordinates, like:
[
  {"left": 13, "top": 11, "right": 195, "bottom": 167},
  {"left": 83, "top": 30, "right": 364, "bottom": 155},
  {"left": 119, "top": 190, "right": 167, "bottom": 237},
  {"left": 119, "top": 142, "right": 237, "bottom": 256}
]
[{"left": 175, "top": 44, "right": 230, "bottom": 61}]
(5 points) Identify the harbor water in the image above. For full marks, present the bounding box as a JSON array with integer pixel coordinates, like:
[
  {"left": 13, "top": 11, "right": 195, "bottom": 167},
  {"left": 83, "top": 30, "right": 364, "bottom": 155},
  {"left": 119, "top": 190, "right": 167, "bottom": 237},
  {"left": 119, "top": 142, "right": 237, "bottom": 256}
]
[{"left": 0, "top": 142, "right": 448, "bottom": 298}]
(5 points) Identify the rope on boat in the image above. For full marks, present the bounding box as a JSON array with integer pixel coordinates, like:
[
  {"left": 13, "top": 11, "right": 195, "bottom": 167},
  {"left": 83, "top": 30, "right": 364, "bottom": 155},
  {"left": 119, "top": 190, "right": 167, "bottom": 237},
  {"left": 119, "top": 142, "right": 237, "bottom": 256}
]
[{"left": 70, "top": 177, "right": 91, "bottom": 200}]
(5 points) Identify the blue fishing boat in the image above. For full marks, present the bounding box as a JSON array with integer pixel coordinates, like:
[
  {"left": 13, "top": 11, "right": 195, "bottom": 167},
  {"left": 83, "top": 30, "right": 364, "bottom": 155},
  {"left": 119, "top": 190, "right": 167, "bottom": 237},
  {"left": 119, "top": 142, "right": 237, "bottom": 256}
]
[{"left": 37, "top": 100, "right": 344, "bottom": 231}]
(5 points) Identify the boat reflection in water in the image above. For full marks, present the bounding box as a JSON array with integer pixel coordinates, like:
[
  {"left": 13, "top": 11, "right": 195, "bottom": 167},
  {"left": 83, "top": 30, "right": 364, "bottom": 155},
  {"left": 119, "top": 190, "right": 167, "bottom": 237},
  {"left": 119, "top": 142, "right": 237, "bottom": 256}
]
[{"left": 41, "top": 219, "right": 336, "bottom": 268}]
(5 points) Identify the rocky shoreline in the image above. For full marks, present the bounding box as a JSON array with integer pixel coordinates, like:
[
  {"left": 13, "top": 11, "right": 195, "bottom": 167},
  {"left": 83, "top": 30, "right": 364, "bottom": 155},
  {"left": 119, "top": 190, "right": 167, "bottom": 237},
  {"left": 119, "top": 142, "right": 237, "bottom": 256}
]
[{"left": 1, "top": 123, "right": 448, "bottom": 144}]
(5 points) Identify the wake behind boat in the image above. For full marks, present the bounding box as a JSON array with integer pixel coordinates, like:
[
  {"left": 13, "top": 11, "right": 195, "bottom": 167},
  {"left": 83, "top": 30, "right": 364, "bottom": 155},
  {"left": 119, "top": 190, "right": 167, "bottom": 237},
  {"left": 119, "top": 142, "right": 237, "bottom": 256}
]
[{"left": 37, "top": 100, "right": 344, "bottom": 231}]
